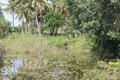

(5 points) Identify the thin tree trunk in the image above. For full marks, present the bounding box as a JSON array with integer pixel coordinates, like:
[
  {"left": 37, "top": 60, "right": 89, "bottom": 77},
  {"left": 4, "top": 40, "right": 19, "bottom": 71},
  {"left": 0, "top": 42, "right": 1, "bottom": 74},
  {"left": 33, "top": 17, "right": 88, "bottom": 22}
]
[
  {"left": 35, "top": 14, "right": 43, "bottom": 35},
  {"left": 54, "top": 27, "right": 58, "bottom": 35},
  {"left": 27, "top": 22, "right": 30, "bottom": 33},
  {"left": 34, "top": 2, "right": 36, "bottom": 28},
  {"left": 12, "top": 11, "right": 14, "bottom": 31},
  {"left": 37, "top": 6, "right": 43, "bottom": 35},
  {"left": 21, "top": 19, "right": 25, "bottom": 33},
  {"left": 54, "top": 5, "right": 57, "bottom": 12},
  {"left": 40, "top": 19, "right": 43, "bottom": 35},
  {"left": 26, "top": 23, "right": 28, "bottom": 32},
  {"left": 55, "top": 5, "right": 57, "bottom": 12},
  {"left": 26, "top": 21, "right": 30, "bottom": 33}
]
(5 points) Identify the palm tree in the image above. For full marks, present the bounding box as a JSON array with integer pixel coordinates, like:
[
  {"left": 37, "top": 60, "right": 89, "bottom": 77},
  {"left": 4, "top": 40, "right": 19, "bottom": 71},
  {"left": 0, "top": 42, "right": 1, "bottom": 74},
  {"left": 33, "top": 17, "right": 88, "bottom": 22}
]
[
  {"left": 6, "top": 0, "right": 50, "bottom": 34},
  {"left": 32, "top": 0, "right": 50, "bottom": 35},
  {"left": 14, "top": 0, "right": 30, "bottom": 33},
  {"left": 6, "top": 0, "right": 30, "bottom": 33},
  {"left": 0, "top": 2, "right": 9, "bottom": 26},
  {"left": 5, "top": 0, "right": 17, "bottom": 30},
  {"left": 50, "top": 0, "right": 66, "bottom": 12}
]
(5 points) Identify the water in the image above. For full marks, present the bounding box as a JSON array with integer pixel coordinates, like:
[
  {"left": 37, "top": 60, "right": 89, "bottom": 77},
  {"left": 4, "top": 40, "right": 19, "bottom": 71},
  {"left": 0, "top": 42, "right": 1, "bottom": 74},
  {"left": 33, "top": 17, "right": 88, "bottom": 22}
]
[{"left": 0, "top": 57, "right": 24, "bottom": 80}]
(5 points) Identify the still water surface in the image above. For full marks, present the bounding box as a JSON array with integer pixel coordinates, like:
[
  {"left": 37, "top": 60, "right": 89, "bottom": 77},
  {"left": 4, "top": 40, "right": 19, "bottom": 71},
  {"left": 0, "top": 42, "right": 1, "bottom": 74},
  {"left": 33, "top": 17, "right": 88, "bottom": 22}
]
[{"left": 0, "top": 57, "right": 24, "bottom": 80}]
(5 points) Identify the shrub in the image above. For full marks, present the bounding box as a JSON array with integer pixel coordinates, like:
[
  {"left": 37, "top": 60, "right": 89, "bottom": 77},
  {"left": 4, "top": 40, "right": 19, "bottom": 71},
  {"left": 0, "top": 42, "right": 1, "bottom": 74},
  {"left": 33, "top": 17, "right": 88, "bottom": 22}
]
[{"left": 44, "top": 12, "right": 64, "bottom": 35}]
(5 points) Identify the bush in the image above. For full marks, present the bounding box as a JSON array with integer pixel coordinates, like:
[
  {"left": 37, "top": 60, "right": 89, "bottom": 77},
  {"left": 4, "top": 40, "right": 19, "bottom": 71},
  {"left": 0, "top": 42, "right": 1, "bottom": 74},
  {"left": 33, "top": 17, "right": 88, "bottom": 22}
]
[
  {"left": 48, "top": 36, "right": 69, "bottom": 47},
  {"left": 44, "top": 12, "right": 64, "bottom": 35}
]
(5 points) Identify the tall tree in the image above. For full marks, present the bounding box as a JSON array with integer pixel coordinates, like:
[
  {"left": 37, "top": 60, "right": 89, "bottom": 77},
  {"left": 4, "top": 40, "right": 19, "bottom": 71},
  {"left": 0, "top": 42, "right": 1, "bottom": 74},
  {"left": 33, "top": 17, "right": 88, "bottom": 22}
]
[
  {"left": 32, "top": 0, "right": 50, "bottom": 35},
  {"left": 93, "top": 0, "right": 120, "bottom": 58},
  {"left": 63, "top": 0, "right": 120, "bottom": 58},
  {"left": 0, "top": 7, "right": 11, "bottom": 37},
  {"left": 6, "top": 0, "right": 50, "bottom": 34}
]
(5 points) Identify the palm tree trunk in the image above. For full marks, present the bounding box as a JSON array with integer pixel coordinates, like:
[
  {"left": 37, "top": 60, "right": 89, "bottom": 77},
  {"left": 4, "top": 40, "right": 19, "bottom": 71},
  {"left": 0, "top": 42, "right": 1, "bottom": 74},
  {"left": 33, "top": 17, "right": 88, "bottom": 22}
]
[
  {"left": 21, "top": 19, "right": 25, "bottom": 33},
  {"left": 35, "top": 14, "right": 43, "bottom": 35},
  {"left": 26, "top": 21, "right": 30, "bottom": 33},
  {"left": 12, "top": 11, "right": 14, "bottom": 31},
  {"left": 40, "top": 19, "right": 43, "bottom": 35},
  {"left": 37, "top": 7, "right": 43, "bottom": 35},
  {"left": 27, "top": 22, "right": 30, "bottom": 33}
]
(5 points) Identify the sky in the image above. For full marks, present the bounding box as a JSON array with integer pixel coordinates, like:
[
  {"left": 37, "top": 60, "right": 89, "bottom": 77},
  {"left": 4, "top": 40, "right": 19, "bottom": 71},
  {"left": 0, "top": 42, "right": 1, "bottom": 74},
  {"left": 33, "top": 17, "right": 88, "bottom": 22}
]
[{"left": 0, "top": 0, "right": 21, "bottom": 26}]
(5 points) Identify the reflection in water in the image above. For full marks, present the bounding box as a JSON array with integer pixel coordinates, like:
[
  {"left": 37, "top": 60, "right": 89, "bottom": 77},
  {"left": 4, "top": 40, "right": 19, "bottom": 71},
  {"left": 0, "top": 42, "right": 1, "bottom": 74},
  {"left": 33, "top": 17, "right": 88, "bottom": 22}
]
[
  {"left": 0, "top": 58, "right": 24, "bottom": 80},
  {"left": 0, "top": 47, "right": 24, "bottom": 80}
]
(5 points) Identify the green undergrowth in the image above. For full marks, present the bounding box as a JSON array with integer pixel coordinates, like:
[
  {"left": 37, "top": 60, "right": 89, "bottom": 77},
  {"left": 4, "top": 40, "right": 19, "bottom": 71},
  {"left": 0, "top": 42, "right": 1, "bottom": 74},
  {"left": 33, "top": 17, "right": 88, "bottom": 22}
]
[
  {"left": 0, "top": 33, "right": 120, "bottom": 80},
  {"left": 47, "top": 36, "right": 77, "bottom": 47}
]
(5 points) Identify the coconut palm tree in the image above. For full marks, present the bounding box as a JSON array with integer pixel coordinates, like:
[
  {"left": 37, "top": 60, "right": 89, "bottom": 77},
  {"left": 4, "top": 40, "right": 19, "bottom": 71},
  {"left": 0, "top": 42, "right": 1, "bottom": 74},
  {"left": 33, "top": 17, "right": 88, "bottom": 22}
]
[
  {"left": 6, "top": 0, "right": 27, "bottom": 33},
  {"left": 0, "top": 2, "right": 9, "bottom": 26},
  {"left": 50, "top": 0, "right": 67, "bottom": 13},
  {"left": 32, "top": 0, "right": 50, "bottom": 35},
  {"left": 6, "top": 0, "right": 50, "bottom": 34}
]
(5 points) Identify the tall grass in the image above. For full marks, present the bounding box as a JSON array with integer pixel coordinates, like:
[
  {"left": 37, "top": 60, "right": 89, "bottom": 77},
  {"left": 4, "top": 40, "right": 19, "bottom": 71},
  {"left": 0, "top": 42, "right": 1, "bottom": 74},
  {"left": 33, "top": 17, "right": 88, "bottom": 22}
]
[{"left": 0, "top": 33, "right": 120, "bottom": 80}]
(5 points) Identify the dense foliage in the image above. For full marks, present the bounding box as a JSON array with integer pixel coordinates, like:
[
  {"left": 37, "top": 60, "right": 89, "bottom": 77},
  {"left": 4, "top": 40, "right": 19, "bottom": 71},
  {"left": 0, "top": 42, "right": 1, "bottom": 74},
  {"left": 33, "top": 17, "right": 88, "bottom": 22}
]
[
  {"left": 44, "top": 12, "right": 64, "bottom": 35},
  {"left": 65, "top": 0, "right": 120, "bottom": 59},
  {"left": 1, "top": 0, "right": 120, "bottom": 80},
  {"left": 0, "top": 0, "right": 120, "bottom": 58},
  {"left": 0, "top": 9, "right": 11, "bottom": 38}
]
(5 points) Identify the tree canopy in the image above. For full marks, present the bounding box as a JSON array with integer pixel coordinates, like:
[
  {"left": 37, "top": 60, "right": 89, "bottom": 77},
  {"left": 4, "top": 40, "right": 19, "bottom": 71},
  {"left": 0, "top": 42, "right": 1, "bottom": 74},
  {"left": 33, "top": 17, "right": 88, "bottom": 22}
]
[{"left": 1, "top": 0, "right": 120, "bottom": 59}]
